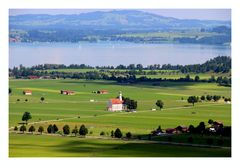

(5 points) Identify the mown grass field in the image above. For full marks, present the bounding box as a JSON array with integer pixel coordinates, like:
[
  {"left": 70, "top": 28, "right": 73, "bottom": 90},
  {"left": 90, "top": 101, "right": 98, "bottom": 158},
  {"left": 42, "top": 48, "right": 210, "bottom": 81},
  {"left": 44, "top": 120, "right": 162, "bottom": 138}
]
[
  {"left": 9, "top": 133, "right": 230, "bottom": 157},
  {"left": 9, "top": 79, "right": 231, "bottom": 157},
  {"left": 116, "top": 31, "right": 221, "bottom": 40}
]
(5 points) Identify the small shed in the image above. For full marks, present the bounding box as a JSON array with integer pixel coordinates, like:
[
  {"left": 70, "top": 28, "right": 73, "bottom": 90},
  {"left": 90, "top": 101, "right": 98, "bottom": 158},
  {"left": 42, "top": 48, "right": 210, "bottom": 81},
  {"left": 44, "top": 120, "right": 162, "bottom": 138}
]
[
  {"left": 28, "top": 76, "right": 39, "bottom": 79},
  {"left": 60, "top": 90, "right": 75, "bottom": 95},
  {"left": 23, "top": 90, "right": 32, "bottom": 95},
  {"left": 97, "top": 90, "right": 108, "bottom": 94}
]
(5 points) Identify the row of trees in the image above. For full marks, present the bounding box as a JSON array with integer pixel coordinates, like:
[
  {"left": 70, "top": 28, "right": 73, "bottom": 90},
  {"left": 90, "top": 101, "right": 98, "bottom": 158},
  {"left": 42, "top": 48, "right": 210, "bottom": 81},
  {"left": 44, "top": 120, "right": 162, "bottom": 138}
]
[
  {"left": 10, "top": 56, "right": 231, "bottom": 74},
  {"left": 188, "top": 120, "right": 231, "bottom": 137},
  {"left": 9, "top": 67, "right": 231, "bottom": 87},
  {"left": 14, "top": 125, "right": 44, "bottom": 134},
  {"left": 14, "top": 97, "right": 45, "bottom": 103},
  {"left": 14, "top": 124, "right": 133, "bottom": 139},
  {"left": 187, "top": 95, "right": 230, "bottom": 106}
]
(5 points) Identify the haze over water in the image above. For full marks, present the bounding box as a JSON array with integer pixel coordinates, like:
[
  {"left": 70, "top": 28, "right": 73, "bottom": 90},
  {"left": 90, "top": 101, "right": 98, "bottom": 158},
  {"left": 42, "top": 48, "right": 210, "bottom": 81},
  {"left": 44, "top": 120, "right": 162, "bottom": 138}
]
[{"left": 9, "top": 42, "right": 231, "bottom": 68}]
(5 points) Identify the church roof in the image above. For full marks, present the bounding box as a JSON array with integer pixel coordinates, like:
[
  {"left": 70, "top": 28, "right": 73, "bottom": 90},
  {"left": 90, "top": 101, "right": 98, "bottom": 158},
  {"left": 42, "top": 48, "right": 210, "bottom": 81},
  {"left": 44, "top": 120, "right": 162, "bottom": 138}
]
[{"left": 110, "top": 99, "right": 123, "bottom": 104}]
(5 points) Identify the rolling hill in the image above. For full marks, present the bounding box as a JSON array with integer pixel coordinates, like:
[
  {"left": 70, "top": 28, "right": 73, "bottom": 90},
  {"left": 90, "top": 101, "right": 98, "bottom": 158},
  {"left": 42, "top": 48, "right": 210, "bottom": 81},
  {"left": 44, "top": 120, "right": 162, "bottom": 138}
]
[{"left": 9, "top": 10, "right": 230, "bottom": 31}]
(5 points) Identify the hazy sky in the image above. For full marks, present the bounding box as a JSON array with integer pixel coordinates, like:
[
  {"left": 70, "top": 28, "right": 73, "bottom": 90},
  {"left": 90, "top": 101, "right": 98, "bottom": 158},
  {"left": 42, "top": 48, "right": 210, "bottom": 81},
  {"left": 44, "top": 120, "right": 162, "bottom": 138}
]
[{"left": 9, "top": 9, "right": 231, "bottom": 21}]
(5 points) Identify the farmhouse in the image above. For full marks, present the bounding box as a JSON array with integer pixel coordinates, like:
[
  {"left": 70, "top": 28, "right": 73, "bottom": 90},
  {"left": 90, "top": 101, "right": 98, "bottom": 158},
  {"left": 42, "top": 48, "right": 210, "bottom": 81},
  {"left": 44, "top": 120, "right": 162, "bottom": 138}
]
[
  {"left": 98, "top": 90, "right": 108, "bottom": 94},
  {"left": 107, "top": 91, "right": 124, "bottom": 111},
  {"left": 166, "top": 128, "right": 176, "bottom": 134},
  {"left": 60, "top": 90, "right": 75, "bottom": 95},
  {"left": 28, "top": 75, "right": 39, "bottom": 79},
  {"left": 213, "top": 121, "right": 223, "bottom": 130},
  {"left": 175, "top": 125, "right": 188, "bottom": 133},
  {"left": 23, "top": 90, "right": 32, "bottom": 95}
]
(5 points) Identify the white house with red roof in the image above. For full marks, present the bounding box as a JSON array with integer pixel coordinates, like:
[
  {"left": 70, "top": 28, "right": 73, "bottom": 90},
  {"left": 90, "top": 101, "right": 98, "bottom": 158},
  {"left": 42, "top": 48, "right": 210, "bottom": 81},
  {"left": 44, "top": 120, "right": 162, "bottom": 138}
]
[
  {"left": 107, "top": 91, "right": 124, "bottom": 111},
  {"left": 23, "top": 90, "right": 32, "bottom": 95}
]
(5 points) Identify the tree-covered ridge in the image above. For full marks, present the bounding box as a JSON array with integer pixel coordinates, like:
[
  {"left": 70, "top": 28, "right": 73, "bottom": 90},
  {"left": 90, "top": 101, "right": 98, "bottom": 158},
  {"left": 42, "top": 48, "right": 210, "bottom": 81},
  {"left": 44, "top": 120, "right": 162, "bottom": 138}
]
[
  {"left": 9, "top": 10, "right": 230, "bottom": 30},
  {"left": 10, "top": 56, "right": 231, "bottom": 73},
  {"left": 9, "top": 56, "right": 231, "bottom": 87},
  {"left": 9, "top": 10, "right": 231, "bottom": 45}
]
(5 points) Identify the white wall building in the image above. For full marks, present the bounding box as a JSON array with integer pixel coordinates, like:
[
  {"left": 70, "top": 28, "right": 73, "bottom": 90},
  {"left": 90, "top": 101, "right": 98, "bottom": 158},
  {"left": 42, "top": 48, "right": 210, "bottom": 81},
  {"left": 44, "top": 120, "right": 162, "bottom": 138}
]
[{"left": 107, "top": 91, "right": 124, "bottom": 111}]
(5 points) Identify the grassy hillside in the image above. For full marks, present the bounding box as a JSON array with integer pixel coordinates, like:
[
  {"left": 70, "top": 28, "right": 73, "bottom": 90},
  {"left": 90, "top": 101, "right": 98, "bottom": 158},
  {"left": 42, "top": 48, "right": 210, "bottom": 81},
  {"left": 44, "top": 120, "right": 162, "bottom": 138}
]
[{"left": 9, "top": 79, "right": 231, "bottom": 157}]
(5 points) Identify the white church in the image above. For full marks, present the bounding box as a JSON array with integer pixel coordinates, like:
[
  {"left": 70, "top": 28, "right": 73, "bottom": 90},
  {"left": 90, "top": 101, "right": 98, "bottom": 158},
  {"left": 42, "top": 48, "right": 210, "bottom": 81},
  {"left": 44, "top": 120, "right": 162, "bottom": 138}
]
[{"left": 107, "top": 91, "right": 125, "bottom": 112}]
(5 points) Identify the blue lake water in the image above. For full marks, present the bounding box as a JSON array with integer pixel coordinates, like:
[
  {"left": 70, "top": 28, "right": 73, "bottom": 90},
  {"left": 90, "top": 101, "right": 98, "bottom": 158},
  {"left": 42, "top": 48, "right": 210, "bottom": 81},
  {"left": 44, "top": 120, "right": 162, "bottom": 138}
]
[{"left": 9, "top": 42, "right": 231, "bottom": 68}]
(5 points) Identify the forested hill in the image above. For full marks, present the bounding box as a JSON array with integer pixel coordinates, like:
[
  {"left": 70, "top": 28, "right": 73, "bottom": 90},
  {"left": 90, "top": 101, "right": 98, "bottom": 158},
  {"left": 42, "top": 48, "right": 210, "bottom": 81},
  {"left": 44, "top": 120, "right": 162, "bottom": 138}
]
[
  {"left": 9, "top": 10, "right": 230, "bottom": 30},
  {"left": 178, "top": 56, "right": 231, "bottom": 73},
  {"left": 9, "top": 10, "right": 231, "bottom": 45}
]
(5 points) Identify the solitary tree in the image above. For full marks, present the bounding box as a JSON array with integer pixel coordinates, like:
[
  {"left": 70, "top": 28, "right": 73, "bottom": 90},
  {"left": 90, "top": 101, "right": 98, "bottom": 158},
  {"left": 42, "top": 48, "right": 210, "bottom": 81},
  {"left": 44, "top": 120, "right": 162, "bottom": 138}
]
[
  {"left": 200, "top": 95, "right": 205, "bottom": 101},
  {"left": 9, "top": 88, "right": 12, "bottom": 95},
  {"left": 206, "top": 95, "right": 213, "bottom": 101},
  {"left": 111, "top": 130, "right": 114, "bottom": 138},
  {"left": 124, "top": 98, "right": 138, "bottom": 111},
  {"left": 156, "top": 100, "right": 164, "bottom": 110},
  {"left": 194, "top": 75, "right": 200, "bottom": 82},
  {"left": 126, "top": 132, "right": 132, "bottom": 139},
  {"left": 208, "top": 119, "right": 214, "bottom": 125},
  {"left": 28, "top": 125, "right": 35, "bottom": 134},
  {"left": 114, "top": 128, "right": 122, "bottom": 138},
  {"left": 22, "top": 112, "right": 32, "bottom": 124},
  {"left": 14, "top": 126, "right": 18, "bottom": 131},
  {"left": 47, "top": 124, "right": 54, "bottom": 134},
  {"left": 188, "top": 125, "right": 195, "bottom": 133},
  {"left": 100, "top": 131, "right": 105, "bottom": 136},
  {"left": 25, "top": 99, "right": 28, "bottom": 102},
  {"left": 20, "top": 125, "right": 26, "bottom": 133},
  {"left": 72, "top": 125, "right": 78, "bottom": 136},
  {"left": 40, "top": 97, "right": 45, "bottom": 103},
  {"left": 224, "top": 98, "right": 231, "bottom": 102},
  {"left": 156, "top": 125, "right": 163, "bottom": 132},
  {"left": 187, "top": 96, "right": 198, "bottom": 106},
  {"left": 79, "top": 124, "right": 88, "bottom": 136},
  {"left": 197, "top": 122, "right": 206, "bottom": 134},
  {"left": 213, "top": 95, "right": 221, "bottom": 102},
  {"left": 53, "top": 124, "right": 58, "bottom": 133},
  {"left": 63, "top": 125, "right": 70, "bottom": 135},
  {"left": 38, "top": 126, "right": 44, "bottom": 134},
  {"left": 185, "top": 74, "right": 191, "bottom": 81}
]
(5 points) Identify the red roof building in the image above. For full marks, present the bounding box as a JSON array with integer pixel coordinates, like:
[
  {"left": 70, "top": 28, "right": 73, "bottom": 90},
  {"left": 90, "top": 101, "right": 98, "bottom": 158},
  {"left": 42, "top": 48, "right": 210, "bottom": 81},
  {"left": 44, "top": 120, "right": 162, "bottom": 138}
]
[
  {"left": 110, "top": 99, "right": 124, "bottom": 104},
  {"left": 23, "top": 90, "right": 32, "bottom": 95},
  {"left": 166, "top": 128, "right": 176, "bottom": 134},
  {"left": 107, "top": 92, "right": 124, "bottom": 111},
  {"left": 28, "top": 76, "right": 39, "bottom": 79},
  {"left": 60, "top": 90, "right": 75, "bottom": 95},
  {"left": 98, "top": 90, "right": 109, "bottom": 94}
]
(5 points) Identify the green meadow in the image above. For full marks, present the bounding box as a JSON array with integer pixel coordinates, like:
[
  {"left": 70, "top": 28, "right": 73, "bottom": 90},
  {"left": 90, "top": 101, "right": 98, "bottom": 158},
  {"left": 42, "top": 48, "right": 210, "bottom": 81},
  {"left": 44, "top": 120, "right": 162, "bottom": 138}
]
[
  {"left": 9, "top": 133, "right": 230, "bottom": 157},
  {"left": 9, "top": 79, "right": 231, "bottom": 157}
]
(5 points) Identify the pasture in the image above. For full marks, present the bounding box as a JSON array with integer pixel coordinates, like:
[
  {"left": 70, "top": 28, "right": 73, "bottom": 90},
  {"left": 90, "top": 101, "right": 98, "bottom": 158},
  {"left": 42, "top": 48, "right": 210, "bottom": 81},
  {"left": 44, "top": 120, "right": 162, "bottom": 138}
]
[
  {"left": 9, "top": 133, "right": 230, "bottom": 157},
  {"left": 9, "top": 79, "right": 231, "bottom": 157}
]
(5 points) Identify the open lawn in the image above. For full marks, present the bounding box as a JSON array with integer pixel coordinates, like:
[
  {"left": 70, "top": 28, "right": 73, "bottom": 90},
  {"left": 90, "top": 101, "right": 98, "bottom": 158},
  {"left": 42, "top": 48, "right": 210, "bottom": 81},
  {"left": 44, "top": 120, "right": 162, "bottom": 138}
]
[
  {"left": 9, "top": 79, "right": 231, "bottom": 157},
  {"left": 9, "top": 133, "right": 231, "bottom": 157}
]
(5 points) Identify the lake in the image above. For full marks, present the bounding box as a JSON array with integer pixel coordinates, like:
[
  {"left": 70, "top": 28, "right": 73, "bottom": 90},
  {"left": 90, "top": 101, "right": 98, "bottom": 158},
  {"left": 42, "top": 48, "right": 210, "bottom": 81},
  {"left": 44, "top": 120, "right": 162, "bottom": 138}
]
[{"left": 9, "top": 42, "right": 231, "bottom": 68}]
